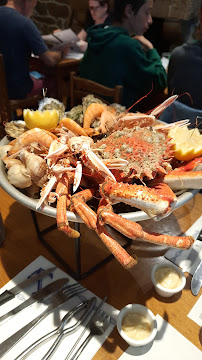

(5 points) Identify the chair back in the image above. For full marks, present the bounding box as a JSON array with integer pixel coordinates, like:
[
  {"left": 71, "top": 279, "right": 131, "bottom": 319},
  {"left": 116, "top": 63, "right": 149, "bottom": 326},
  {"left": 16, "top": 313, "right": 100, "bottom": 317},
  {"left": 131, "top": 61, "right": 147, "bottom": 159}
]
[
  {"left": 0, "top": 54, "right": 42, "bottom": 124},
  {"left": 69, "top": 71, "right": 123, "bottom": 108}
]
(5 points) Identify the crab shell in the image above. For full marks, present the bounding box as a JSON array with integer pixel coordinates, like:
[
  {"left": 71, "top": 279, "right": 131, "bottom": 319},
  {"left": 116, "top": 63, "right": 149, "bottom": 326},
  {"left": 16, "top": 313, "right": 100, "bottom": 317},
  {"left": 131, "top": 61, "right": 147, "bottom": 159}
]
[{"left": 90, "top": 127, "right": 174, "bottom": 182}]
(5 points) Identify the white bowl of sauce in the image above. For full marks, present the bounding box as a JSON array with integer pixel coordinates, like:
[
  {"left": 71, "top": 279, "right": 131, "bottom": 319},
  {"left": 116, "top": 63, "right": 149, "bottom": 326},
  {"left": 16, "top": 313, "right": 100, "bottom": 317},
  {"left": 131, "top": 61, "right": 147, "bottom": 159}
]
[
  {"left": 117, "top": 304, "right": 157, "bottom": 347},
  {"left": 151, "top": 262, "right": 186, "bottom": 297}
]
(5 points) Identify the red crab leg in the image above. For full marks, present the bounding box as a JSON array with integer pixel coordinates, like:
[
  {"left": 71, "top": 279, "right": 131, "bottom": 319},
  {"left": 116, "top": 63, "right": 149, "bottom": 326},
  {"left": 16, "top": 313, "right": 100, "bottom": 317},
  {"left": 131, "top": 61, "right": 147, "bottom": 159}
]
[
  {"left": 100, "top": 180, "right": 174, "bottom": 220},
  {"left": 96, "top": 221, "right": 138, "bottom": 269},
  {"left": 163, "top": 171, "right": 202, "bottom": 190},
  {"left": 71, "top": 189, "right": 97, "bottom": 230},
  {"left": 56, "top": 175, "right": 80, "bottom": 238},
  {"left": 174, "top": 156, "right": 202, "bottom": 172},
  {"left": 98, "top": 201, "right": 194, "bottom": 249},
  {"left": 70, "top": 189, "right": 137, "bottom": 268}
]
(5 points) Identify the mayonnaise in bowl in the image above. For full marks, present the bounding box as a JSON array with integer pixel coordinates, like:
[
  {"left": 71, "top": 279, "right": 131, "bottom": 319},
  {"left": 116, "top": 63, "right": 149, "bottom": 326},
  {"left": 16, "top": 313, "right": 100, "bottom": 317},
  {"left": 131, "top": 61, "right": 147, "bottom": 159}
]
[
  {"left": 151, "top": 262, "right": 186, "bottom": 297},
  {"left": 117, "top": 304, "right": 157, "bottom": 347}
]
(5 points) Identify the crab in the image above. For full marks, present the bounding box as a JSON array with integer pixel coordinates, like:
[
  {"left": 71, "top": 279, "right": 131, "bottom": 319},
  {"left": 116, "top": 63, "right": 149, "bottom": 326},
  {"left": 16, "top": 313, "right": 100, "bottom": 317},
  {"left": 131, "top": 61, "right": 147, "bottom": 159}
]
[{"left": 1, "top": 96, "right": 202, "bottom": 269}]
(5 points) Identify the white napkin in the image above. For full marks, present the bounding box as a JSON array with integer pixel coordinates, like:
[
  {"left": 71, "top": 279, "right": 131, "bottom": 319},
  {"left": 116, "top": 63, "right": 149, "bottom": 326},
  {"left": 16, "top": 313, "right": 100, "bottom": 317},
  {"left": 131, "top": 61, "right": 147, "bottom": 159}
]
[
  {"left": 165, "top": 215, "right": 202, "bottom": 274},
  {"left": 188, "top": 295, "right": 202, "bottom": 326},
  {"left": 118, "top": 314, "right": 201, "bottom": 359},
  {"left": 0, "top": 256, "right": 118, "bottom": 360}
]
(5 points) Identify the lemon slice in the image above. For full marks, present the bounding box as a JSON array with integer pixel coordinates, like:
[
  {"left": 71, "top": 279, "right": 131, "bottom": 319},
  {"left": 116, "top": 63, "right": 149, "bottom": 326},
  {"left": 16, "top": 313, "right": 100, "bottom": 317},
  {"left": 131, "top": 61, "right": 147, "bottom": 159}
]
[
  {"left": 23, "top": 109, "right": 59, "bottom": 130},
  {"left": 168, "top": 125, "right": 202, "bottom": 161}
]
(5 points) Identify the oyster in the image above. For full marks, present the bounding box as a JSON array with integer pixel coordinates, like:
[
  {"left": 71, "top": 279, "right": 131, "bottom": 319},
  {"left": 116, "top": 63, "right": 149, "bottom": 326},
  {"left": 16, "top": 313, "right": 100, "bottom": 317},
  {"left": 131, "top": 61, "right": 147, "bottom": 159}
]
[
  {"left": 38, "top": 97, "right": 65, "bottom": 120},
  {"left": 5, "top": 121, "right": 28, "bottom": 138}
]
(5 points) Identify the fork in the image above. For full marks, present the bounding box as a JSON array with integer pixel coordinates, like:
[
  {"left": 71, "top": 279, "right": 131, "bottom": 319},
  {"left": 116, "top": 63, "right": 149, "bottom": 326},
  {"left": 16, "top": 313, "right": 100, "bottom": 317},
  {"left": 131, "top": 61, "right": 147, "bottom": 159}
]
[
  {"left": 68, "top": 310, "right": 111, "bottom": 360},
  {"left": 14, "top": 297, "right": 96, "bottom": 360},
  {"left": 0, "top": 282, "right": 85, "bottom": 358}
]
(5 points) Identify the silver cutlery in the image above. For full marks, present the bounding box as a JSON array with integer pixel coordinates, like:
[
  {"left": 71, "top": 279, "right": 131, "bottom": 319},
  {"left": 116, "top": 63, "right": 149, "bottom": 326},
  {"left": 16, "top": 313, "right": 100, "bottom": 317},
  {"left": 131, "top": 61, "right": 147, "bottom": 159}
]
[
  {"left": 0, "top": 278, "right": 68, "bottom": 325},
  {"left": 14, "top": 297, "right": 96, "bottom": 360},
  {"left": 65, "top": 296, "right": 107, "bottom": 360},
  {"left": 0, "top": 282, "right": 85, "bottom": 358},
  {"left": 41, "top": 297, "right": 96, "bottom": 360},
  {"left": 68, "top": 310, "right": 111, "bottom": 360},
  {"left": 0, "top": 266, "right": 56, "bottom": 306},
  {"left": 191, "top": 257, "right": 202, "bottom": 296}
]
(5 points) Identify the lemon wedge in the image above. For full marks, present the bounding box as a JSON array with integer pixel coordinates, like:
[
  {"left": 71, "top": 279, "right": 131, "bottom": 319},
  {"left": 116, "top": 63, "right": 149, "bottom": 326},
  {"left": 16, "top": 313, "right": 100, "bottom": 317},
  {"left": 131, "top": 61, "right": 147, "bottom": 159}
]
[
  {"left": 23, "top": 109, "right": 59, "bottom": 130},
  {"left": 168, "top": 125, "right": 202, "bottom": 161}
]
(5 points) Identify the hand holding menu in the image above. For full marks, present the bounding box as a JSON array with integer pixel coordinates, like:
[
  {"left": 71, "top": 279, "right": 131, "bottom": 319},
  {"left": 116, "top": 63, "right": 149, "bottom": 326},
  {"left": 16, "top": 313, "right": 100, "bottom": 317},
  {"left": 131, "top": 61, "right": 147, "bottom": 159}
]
[{"left": 42, "top": 29, "right": 79, "bottom": 51}]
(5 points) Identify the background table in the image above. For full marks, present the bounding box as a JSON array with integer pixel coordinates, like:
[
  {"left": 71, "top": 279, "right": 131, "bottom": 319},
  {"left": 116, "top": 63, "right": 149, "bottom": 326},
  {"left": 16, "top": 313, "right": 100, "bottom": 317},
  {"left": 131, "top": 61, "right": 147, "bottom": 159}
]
[{"left": 30, "top": 56, "right": 81, "bottom": 107}]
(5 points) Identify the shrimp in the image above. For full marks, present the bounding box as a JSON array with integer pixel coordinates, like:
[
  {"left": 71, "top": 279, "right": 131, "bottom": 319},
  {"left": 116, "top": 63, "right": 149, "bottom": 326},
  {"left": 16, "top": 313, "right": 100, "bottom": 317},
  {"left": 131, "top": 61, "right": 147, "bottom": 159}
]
[
  {"left": 83, "top": 103, "right": 107, "bottom": 128},
  {"left": 100, "top": 107, "right": 116, "bottom": 133},
  {"left": 8, "top": 128, "right": 57, "bottom": 155},
  {"left": 58, "top": 117, "right": 88, "bottom": 136}
]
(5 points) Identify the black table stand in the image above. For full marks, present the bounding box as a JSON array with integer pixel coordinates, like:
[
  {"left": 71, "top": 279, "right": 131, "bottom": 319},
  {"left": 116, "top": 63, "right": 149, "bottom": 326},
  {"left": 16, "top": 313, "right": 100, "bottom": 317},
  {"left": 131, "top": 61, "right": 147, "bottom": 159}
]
[{"left": 30, "top": 210, "right": 132, "bottom": 280}]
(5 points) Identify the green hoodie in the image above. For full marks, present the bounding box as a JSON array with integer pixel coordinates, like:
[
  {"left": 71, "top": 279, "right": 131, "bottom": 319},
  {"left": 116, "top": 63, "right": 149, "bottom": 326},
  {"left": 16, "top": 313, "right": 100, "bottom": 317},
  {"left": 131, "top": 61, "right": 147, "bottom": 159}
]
[{"left": 80, "top": 25, "right": 167, "bottom": 108}]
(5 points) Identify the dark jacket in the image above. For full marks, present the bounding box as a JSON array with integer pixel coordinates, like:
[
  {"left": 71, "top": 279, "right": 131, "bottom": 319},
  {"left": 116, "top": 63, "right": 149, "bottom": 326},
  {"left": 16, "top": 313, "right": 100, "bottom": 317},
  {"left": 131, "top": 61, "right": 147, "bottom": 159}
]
[
  {"left": 0, "top": 7, "right": 48, "bottom": 99},
  {"left": 80, "top": 25, "right": 167, "bottom": 108},
  {"left": 168, "top": 41, "right": 202, "bottom": 110}
]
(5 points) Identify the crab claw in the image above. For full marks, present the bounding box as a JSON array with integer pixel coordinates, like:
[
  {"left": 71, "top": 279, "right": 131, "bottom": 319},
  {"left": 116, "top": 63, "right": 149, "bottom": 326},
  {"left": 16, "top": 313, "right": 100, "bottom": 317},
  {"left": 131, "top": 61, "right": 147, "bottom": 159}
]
[{"left": 100, "top": 179, "right": 176, "bottom": 220}]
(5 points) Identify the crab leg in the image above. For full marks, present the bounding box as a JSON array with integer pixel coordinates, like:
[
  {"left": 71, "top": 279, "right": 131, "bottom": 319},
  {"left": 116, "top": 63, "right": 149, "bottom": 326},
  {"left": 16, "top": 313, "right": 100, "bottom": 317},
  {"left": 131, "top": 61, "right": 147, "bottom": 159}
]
[
  {"left": 98, "top": 201, "right": 194, "bottom": 249},
  {"left": 96, "top": 222, "right": 138, "bottom": 269},
  {"left": 71, "top": 189, "right": 97, "bottom": 230},
  {"left": 56, "top": 175, "right": 80, "bottom": 238},
  {"left": 163, "top": 171, "right": 202, "bottom": 190},
  {"left": 100, "top": 180, "right": 175, "bottom": 220},
  {"left": 173, "top": 156, "right": 202, "bottom": 172},
  {"left": 70, "top": 189, "right": 137, "bottom": 268}
]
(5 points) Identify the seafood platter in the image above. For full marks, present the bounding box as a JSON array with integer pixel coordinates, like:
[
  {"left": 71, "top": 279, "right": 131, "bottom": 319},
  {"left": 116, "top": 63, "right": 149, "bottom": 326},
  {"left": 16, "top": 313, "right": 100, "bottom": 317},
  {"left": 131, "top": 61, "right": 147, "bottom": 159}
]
[{"left": 0, "top": 95, "right": 201, "bottom": 268}]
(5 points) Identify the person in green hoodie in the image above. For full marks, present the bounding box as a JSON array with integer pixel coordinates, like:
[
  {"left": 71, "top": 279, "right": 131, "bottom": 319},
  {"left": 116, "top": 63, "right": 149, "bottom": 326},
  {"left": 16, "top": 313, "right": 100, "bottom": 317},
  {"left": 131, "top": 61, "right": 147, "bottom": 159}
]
[{"left": 80, "top": 0, "right": 167, "bottom": 109}]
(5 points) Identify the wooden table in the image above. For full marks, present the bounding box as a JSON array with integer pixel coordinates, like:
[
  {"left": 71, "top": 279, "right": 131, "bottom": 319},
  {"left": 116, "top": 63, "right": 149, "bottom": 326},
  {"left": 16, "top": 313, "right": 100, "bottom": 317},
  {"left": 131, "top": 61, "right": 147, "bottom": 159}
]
[
  {"left": 0, "top": 187, "right": 201, "bottom": 358},
  {"left": 30, "top": 56, "right": 81, "bottom": 106}
]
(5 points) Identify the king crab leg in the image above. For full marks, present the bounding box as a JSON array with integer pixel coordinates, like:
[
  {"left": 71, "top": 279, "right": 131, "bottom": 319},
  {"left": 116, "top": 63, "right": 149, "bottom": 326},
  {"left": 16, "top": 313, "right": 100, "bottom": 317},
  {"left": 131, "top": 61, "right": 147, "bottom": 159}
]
[
  {"left": 56, "top": 174, "right": 80, "bottom": 238},
  {"left": 98, "top": 200, "right": 194, "bottom": 249},
  {"left": 70, "top": 189, "right": 137, "bottom": 268},
  {"left": 163, "top": 171, "right": 202, "bottom": 190}
]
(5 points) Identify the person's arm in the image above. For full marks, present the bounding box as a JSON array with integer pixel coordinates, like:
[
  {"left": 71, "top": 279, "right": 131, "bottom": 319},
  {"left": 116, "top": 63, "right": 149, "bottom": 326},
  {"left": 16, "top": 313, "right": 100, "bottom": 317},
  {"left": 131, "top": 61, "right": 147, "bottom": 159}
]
[
  {"left": 39, "top": 50, "right": 62, "bottom": 66},
  {"left": 132, "top": 35, "right": 153, "bottom": 51},
  {"left": 126, "top": 38, "right": 167, "bottom": 92},
  {"left": 77, "top": 28, "right": 87, "bottom": 41}
]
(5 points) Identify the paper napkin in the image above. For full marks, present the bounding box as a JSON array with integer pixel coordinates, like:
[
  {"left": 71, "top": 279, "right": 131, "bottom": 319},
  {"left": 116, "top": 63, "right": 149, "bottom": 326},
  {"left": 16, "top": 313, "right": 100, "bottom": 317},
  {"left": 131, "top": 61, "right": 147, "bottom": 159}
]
[
  {"left": 165, "top": 215, "right": 202, "bottom": 274},
  {"left": 118, "top": 314, "right": 201, "bottom": 360},
  {"left": 0, "top": 256, "right": 118, "bottom": 360},
  {"left": 188, "top": 295, "right": 202, "bottom": 326}
]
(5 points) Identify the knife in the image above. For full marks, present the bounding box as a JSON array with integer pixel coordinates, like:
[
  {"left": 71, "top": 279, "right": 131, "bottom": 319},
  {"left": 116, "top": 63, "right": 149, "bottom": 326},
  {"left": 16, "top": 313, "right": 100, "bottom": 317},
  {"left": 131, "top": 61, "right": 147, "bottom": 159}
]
[
  {"left": 0, "top": 266, "right": 56, "bottom": 306},
  {"left": 191, "top": 228, "right": 202, "bottom": 296},
  {"left": 0, "top": 278, "right": 68, "bottom": 325}
]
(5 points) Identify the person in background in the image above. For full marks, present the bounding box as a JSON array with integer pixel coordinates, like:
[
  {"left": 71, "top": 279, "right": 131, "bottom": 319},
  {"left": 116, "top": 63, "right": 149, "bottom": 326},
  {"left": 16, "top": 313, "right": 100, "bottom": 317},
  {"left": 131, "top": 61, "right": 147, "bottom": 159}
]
[
  {"left": 80, "top": 0, "right": 167, "bottom": 110},
  {"left": 167, "top": 4, "right": 202, "bottom": 110},
  {"left": 77, "top": 0, "right": 112, "bottom": 52},
  {"left": 0, "top": 0, "right": 66, "bottom": 99}
]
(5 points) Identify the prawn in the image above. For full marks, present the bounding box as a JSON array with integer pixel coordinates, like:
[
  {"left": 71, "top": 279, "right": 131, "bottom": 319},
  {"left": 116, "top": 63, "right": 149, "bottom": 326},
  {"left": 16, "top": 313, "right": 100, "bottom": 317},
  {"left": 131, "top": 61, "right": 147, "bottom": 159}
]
[
  {"left": 83, "top": 103, "right": 107, "bottom": 128},
  {"left": 8, "top": 128, "right": 57, "bottom": 155},
  {"left": 58, "top": 117, "right": 88, "bottom": 136}
]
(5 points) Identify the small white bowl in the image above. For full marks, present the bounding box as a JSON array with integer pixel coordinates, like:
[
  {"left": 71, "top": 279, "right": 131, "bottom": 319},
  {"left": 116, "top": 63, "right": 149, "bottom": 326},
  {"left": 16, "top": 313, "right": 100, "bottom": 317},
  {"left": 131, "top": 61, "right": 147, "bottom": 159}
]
[
  {"left": 117, "top": 304, "right": 157, "bottom": 347},
  {"left": 151, "top": 262, "right": 186, "bottom": 297}
]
